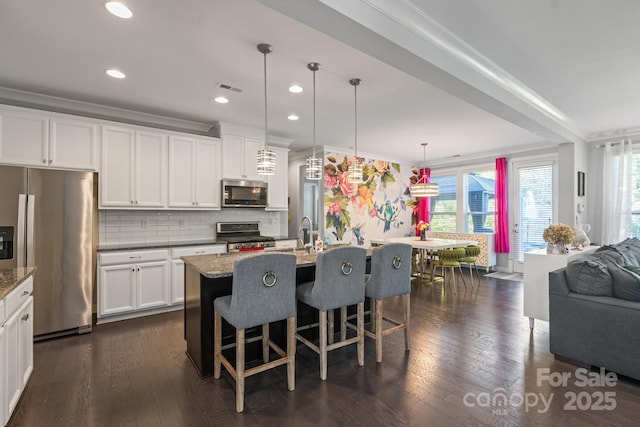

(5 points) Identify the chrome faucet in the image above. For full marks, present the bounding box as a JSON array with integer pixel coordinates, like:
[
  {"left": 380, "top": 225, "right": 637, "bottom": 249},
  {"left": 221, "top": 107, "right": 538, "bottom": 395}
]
[{"left": 298, "top": 216, "right": 313, "bottom": 252}]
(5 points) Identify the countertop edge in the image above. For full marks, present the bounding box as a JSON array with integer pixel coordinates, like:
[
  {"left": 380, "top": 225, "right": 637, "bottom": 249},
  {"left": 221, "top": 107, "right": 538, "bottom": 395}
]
[
  {"left": 0, "top": 266, "right": 38, "bottom": 301},
  {"left": 97, "top": 241, "right": 224, "bottom": 252}
]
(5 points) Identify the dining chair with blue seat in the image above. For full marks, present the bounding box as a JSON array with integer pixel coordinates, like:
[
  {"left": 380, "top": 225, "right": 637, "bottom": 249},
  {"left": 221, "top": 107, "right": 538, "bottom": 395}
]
[
  {"left": 213, "top": 252, "right": 297, "bottom": 413},
  {"left": 295, "top": 246, "right": 367, "bottom": 380}
]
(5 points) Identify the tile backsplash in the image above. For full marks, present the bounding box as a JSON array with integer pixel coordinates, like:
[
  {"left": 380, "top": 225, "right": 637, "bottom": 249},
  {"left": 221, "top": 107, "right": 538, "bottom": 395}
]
[{"left": 99, "top": 209, "right": 288, "bottom": 245}]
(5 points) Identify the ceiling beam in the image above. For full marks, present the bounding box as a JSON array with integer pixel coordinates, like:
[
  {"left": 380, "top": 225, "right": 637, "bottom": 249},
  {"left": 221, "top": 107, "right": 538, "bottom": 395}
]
[{"left": 258, "top": 0, "right": 586, "bottom": 144}]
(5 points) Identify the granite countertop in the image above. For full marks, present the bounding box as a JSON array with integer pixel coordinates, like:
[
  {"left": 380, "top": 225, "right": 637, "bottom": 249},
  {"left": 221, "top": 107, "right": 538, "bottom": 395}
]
[
  {"left": 182, "top": 250, "right": 319, "bottom": 279},
  {"left": 97, "top": 240, "right": 222, "bottom": 252},
  {"left": 182, "top": 247, "right": 372, "bottom": 279},
  {"left": 0, "top": 267, "right": 38, "bottom": 300}
]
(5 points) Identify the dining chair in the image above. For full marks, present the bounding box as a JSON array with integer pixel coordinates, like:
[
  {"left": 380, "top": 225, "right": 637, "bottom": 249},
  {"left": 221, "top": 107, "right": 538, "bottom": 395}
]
[
  {"left": 459, "top": 245, "right": 481, "bottom": 286},
  {"left": 430, "top": 247, "right": 467, "bottom": 293},
  {"left": 295, "top": 247, "right": 367, "bottom": 380},
  {"left": 213, "top": 252, "right": 297, "bottom": 412}
]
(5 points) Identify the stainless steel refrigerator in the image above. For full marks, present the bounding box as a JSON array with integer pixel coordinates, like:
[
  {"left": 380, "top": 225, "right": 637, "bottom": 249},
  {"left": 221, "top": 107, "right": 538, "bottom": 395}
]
[{"left": 0, "top": 166, "right": 94, "bottom": 339}]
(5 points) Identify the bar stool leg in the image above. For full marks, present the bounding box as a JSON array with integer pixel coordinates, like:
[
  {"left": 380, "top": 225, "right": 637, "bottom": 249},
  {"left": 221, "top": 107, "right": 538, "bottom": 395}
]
[
  {"left": 287, "top": 317, "right": 295, "bottom": 391},
  {"left": 328, "top": 309, "right": 334, "bottom": 345},
  {"left": 236, "top": 328, "right": 245, "bottom": 413},
  {"left": 340, "top": 307, "right": 347, "bottom": 341},
  {"left": 262, "top": 323, "right": 269, "bottom": 363},
  {"left": 374, "top": 299, "right": 383, "bottom": 363},
  {"left": 319, "top": 310, "right": 328, "bottom": 380},
  {"left": 357, "top": 302, "right": 365, "bottom": 367},
  {"left": 403, "top": 293, "right": 410, "bottom": 351},
  {"left": 214, "top": 311, "right": 222, "bottom": 379}
]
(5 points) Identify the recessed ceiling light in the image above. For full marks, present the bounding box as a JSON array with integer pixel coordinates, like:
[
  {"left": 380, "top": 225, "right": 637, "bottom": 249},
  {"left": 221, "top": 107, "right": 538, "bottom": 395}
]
[
  {"left": 287, "top": 114, "right": 299, "bottom": 121},
  {"left": 105, "top": 2, "right": 133, "bottom": 19},
  {"left": 214, "top": 96, "right": 229, "bottom": 104},
  {"left": 106, "top": 69, "right": 126, "bottom": 79},
  {"left": 289, "top": 85, "right": 303, "bottom": 94}
]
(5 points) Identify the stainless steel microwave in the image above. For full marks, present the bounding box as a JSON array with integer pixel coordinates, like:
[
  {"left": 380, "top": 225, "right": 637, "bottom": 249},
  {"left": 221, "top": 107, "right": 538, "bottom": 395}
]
[{"left": 221, "top": 179, "right": 268, "bottom": 208}]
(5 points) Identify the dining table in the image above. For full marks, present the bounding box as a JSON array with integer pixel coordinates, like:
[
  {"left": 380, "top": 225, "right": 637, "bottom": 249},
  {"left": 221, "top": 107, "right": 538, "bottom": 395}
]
[{"left": 370, "top": 236, "right": 478, "bottom": 283}]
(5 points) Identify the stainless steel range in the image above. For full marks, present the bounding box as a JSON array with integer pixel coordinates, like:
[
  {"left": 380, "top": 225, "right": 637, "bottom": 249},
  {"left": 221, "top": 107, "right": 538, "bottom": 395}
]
[{"left": 215, "top": 222, "right": 276, "bottom": 252}]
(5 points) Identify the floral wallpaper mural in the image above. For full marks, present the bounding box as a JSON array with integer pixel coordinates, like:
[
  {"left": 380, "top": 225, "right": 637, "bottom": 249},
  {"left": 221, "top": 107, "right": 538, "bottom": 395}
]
[{"left": 323, "top": 152, "right": 418, "bottom": 247}]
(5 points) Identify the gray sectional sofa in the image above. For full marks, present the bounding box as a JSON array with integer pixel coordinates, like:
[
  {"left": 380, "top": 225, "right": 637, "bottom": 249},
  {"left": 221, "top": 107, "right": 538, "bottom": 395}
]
[{"left": 549, "top": 238, "right": 640, "bottom": 381}]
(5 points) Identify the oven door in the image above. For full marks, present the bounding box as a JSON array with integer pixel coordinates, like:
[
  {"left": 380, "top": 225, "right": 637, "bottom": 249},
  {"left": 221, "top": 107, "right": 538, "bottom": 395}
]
[{"left": 222, "top": 179, "right": 268, "bottom": 208}]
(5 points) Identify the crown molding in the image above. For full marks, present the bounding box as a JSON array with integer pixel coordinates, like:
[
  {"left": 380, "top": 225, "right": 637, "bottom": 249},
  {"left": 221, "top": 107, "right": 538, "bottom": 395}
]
[{"left": 0, "top": 86, "right": 217, "bottom": 135}]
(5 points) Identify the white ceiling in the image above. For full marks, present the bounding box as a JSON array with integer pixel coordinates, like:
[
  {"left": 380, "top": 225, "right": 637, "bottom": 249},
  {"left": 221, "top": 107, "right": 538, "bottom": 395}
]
[{"left": 1, "top": 0, "right": 639, "bottom": 164}]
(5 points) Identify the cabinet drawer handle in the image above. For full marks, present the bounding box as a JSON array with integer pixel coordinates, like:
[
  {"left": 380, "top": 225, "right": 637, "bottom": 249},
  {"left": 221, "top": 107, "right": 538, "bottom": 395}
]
[
  {"left": 129, "top": 256, "right": 142, "bottom": 259},
  {"left": 22, "top": 313, "right": 29, "bottom": 321},
  {"left": 195, "top": 251, "right": 205, "bottom": 254},
  {"left": 48, "top": 159, "right": 52, "bottom": 164},
  {"left": 21, "top": 290, "right": 30, "bottom": 296},
  {"left": 42, "top": 159, "right": 47, "bottom": 164}
]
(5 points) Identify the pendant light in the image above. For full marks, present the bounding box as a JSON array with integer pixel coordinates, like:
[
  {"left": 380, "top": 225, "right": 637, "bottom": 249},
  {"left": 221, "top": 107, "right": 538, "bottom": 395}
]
[
  {"left": 347, "top": 78, "right": 364, "bottom": 184},
  {"left": 256, "top": 43, "right": 276, "bottom": 176},
  {"left": 410, "top": 142, "right": 439, "bottom": 197},
  {"left": 305, "top": 62, "right": 322, "bottom": 180}
]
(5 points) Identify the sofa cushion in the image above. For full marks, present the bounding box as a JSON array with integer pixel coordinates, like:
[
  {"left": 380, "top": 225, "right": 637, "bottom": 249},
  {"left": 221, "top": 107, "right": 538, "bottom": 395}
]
[{"left": 611, "top": 265, "right": 640, "bottom": 302}]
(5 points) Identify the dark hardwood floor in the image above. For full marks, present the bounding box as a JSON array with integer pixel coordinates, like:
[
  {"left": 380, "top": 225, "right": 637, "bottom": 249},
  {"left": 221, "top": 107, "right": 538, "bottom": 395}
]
[{"left": 8, "top": 273, "right": 640, "bottom": 427}]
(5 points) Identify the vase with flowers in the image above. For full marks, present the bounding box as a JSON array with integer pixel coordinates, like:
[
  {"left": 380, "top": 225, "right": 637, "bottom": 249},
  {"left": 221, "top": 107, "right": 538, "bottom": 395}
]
[
  {"left": 543, "top": 223, "right": 575, "bottom": 254},
  {"left": 417, "top": 220, "right": 429, "bottom": 240}
]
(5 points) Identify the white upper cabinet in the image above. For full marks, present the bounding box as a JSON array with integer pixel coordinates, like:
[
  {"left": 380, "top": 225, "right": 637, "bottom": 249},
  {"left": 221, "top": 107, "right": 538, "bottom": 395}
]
[
  {"left": 266, "top": 146, "right": 289, "bottom": 211},
  {"left": 168, "top": 135, "right": 221, "bottom": 209},
  {"left": 50, "top": 117, "right": 98, "bottom": 170},
  {"left": 100, "top": 125, "right": 167, "bottom": 208},
  {"left": 135, "top": 130, "right": 167, "bottom": 208},
  {"left": 0, "top": 105, "right": 97, "bottom": 170},
  {"left": 222, "top": 134, "right": 264, "bottom": 182}
]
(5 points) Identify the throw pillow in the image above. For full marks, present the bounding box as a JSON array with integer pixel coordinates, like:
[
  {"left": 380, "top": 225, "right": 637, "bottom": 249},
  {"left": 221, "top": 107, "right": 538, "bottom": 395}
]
[{"left": 565, "top": 257, "right": 613, "bottom": 296}]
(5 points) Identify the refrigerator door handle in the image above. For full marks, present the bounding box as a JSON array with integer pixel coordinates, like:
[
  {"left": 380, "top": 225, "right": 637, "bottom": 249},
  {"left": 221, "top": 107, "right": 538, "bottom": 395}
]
[
  {"left": 17, "top": 194, "right": 27, "bottom": 267},
  {"left": 26, "top": 194, "right": 35, "bottom": 267}
]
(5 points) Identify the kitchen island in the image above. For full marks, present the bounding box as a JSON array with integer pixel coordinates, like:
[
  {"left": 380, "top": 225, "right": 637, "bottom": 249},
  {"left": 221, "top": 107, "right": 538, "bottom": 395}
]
[{"left": 182, "top": 249, "right": 370, "bottom": 378}]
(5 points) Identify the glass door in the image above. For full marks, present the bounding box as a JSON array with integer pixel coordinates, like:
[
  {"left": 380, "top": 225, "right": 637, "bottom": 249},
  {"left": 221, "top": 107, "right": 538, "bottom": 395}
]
[{"left": 513, "top": 160, "right": 556, "bottom": 273}]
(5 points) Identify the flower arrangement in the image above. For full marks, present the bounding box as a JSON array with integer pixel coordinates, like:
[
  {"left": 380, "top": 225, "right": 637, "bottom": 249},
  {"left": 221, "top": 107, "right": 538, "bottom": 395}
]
[
  {"left": 417, "top": 221, "right": 429, "bottom": 232},
  {"left": 543, "top": 223, "right": 575, "bottom": 245}
]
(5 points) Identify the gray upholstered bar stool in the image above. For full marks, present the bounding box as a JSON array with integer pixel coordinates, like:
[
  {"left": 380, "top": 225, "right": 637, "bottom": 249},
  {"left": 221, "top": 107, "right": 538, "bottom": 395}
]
[
  {"left": 296, "top": 247, "right": 367, "bottom": 380},
  {"left": 213, "top": 252, "right": 297, "bottom": 413},
  {"left": 362, "top": 243, "right": 412, "bottom": 363}
]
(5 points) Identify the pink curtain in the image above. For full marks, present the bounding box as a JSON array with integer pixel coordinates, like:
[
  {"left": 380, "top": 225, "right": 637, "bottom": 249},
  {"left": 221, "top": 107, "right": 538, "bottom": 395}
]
[
  {"left": 415, "top": 167, "right": 432, "bottom": 236},
  {"left": 495, "top": 158, "right": 510, "bottom": 253}
]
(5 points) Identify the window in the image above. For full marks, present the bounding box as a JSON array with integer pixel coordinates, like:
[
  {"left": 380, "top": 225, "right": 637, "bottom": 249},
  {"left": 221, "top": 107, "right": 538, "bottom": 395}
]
[
  {"left": 466, "top": 170, "right": 495, "bottom": 233},
  {"left": 430, "top": 174, "right": 456, "bottom": 231},
  {"left": 429, "top": 169, "right": 496, "bottom": 233}
]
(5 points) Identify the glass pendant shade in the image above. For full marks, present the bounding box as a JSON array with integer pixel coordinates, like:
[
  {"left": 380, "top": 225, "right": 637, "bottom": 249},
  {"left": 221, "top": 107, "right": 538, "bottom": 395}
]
[
  {"left": 305, "top": 62, "right": 322, "bottom": 181},
  {"left": 257, "top": 43, "right": 276, "bottom": 176},
  {"left": 305, "top": 156, "right": 322, "bottom": 180},
  {"left": 410, "top": 180, "right": 439, "bottom": 197},
  {"left": 257, "top": 148, "right": 276, "bottom": 176},
  {"left": 348, "top": 161, "right": 364, "bottom": 184}
]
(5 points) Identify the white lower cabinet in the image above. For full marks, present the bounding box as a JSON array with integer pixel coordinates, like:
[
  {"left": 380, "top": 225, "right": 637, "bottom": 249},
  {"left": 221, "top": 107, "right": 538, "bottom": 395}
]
[
  {"left": 2, "top": 275, "right": 34, "bottom": 427},
  {"left": 98, "top": 249, "right": 171, "bottom": 323},
  {"left": 0, "top": 322, "right": 5, "bottom": 427},
  {"left": 170, "top": 245, "right": 226, "bottom": 304}
]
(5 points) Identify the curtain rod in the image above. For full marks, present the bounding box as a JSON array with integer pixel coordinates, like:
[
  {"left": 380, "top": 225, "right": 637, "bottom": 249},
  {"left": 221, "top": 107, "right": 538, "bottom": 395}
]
[{"left": 596, "top": 139, "right": 640, "bottom": 148}]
